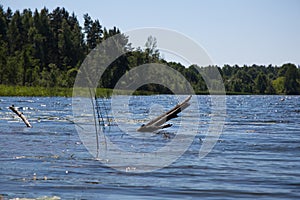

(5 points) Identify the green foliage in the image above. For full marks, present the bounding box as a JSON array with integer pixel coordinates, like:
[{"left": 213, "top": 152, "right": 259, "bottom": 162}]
[
  {"left": 283, "top": 63, "right": 300, "bottom": 94},
  {"left": 272, "top": 77, "right": 285, "bottom": 94},
  {"left": 255, "top": 73, "right": 267, "bottom": 94},
  {"left": 0, "top": 84, "right": 73, "bottom": 96},
  {"left": 0, "top": 5, "right": 299, "bottom": 96}
]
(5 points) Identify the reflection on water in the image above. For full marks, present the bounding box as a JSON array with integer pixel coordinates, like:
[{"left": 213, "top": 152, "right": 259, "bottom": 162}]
[{"left": 0, "top": 95, "right": 300, "bottom": 199}]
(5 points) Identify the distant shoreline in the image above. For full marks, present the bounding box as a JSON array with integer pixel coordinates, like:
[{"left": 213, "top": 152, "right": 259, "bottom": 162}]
[{"left": 0, "top": 85, "right": 290, "bottom": 97}]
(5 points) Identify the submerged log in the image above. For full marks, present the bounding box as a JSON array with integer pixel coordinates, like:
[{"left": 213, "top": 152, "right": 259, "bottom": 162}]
[
  {"left": 137, "top": 95, "right": 192, "bottom": 132},
  {"left": 9, "top": 105, "right": 32, "bottom": 127}
]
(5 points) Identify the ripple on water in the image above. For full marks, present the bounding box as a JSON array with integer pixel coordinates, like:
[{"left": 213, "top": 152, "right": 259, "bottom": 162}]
[{"left": 0, "top": 96, "right": 300, "bottom": 199}]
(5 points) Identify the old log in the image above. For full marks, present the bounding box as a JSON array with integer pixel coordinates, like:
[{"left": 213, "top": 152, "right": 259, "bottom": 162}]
[
  {"left": 137, "top": 95, "right": 192, "bottom": 132},
  {"left": 9, "top": 105, "right": 32, "bottom": 127}
]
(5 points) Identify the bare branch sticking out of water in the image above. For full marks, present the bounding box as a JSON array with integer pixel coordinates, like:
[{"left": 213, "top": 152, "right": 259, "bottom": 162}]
[{"left": 9, "top": 105, "right": 32, "bottom": 127}]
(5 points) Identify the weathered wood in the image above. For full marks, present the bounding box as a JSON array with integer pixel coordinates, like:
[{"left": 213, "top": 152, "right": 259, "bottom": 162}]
[
  {"left": 137, "top": 95, "right": 192, "bottom": 132},
  {"left": 9, "top": 105, "right": 32, "bottom": 128}
]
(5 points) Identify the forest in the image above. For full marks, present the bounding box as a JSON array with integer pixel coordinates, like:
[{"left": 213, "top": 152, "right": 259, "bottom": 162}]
[{"left": 0, "top": 6, "right": 299, "bottom": 95}]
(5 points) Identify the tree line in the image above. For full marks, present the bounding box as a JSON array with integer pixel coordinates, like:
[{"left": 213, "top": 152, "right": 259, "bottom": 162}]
[{"left": 0, "top": 6, "right": 299, "bottom": 94}]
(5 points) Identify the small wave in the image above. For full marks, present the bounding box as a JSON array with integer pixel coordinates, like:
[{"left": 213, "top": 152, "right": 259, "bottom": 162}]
[{"left": 9, "top": 196, "right": 61, "bottom": 200}]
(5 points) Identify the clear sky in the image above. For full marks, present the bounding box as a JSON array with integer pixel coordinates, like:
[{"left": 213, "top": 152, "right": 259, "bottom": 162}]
[{"left": 2, "top": 0, "right": 300, "bottom": 66}]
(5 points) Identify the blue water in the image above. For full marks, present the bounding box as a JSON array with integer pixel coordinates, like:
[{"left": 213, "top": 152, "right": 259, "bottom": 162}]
[{"left": 0, "top": 95, "right": 300, "bottom": 199}]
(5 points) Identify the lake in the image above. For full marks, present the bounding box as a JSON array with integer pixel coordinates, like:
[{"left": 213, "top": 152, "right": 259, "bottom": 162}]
[{"left": 0, "top": 95, "right": 300, "bottom": 199}]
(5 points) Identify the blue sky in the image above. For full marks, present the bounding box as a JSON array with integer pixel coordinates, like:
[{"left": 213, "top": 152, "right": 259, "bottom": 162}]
[{"left": 2, "top": 0, "right": 300, "bottom": 66}]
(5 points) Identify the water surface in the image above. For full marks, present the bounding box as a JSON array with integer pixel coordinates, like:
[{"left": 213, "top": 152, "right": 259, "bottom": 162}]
[{"left": 0, "top": 95, "right": 299, "bottom": 199}]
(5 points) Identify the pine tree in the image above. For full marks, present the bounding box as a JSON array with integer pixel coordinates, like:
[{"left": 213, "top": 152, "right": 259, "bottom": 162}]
[
  {"left": 84, "top": 14, "right": 103, "bottom": 51},
  {"left": 7, "top": 10, "right": 23, "bottom": 53}
]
